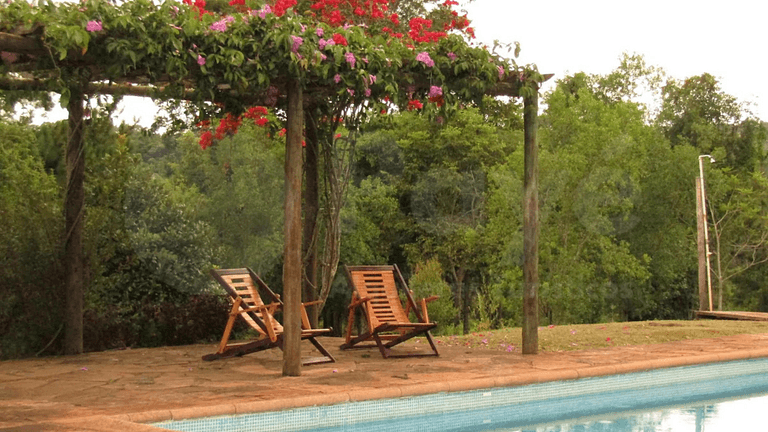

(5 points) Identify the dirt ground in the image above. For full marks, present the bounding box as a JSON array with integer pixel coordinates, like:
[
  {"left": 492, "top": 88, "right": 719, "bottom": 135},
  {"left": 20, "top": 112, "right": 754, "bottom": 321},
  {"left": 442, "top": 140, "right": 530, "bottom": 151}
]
[{"left": 2, "top": 333, "right": 768, "bottom": 431}]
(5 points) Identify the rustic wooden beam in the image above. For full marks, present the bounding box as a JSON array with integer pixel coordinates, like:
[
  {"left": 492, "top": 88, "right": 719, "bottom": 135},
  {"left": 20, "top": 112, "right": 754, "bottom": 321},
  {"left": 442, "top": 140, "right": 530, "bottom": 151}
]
[
  {"left": 0, "top": 32, "right": 45, "bottom": 55},
  {"left": 696, "top": 177, "right": 709, "bottom": 311},
  {"left": 64, "top": 85, "right": 85, "bottom": 355},
  {"left": 522, "top": 86, "right": 539, "bottom": 355},
  {"left": 282, "top": 78, "right": 303, "bottom": 377}
]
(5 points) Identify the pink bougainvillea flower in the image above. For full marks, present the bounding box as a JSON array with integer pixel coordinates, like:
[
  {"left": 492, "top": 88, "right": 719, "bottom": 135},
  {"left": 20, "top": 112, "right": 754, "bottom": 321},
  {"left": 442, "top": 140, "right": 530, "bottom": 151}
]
[
  {"left": 316, "top": 27, "right": 324, "bottom": 37},
  {"left": 197, "top": 55, "right": 206, "bottom": 65},
  {"left": 345, "top": 52, "right": 356, "bottom": 68},
  {"left": 570, "top": 329, "right": 577, "bottom": 335},
  {"left": 318, "top": 39, "right": 327, "bottom": 50},
  {"left": 505, "top": 345, "right": 514, "bottom": 352},
  {"left": 428, "top": 85, "right": 442, "bottom": 98},
  {"left": 364, "top": 88, "right": 371, "bottom": 97},
  {"left": 334, "top": 74, "right": 341, "bottom": 83},
  {"left": 498, "top": 65, "right": 505, "bottom": 79},
  {"left": 368, "top": 74, "right": 377, "bottom": 85},
  {"left": 415, "top": 51, "right": 434, "bottom": 67},
  {"left": 347, "top": 88, "right": 355, "bottom": 96},
  {"left": 209, "top": 19, "right": 227, "bottom": 31},
  {"left": 291, "top": 35, "right": 303, "bottom": 53},
  {"left": 169, "top": 24, "right": 182, "bottom": 30},
  {"left": 447, "top": 52, "right": 457, "bottom": 61},
  {"left": 85, "top": 21, "right": 102, "bottom": 32},
  {"left": 320, "top": 53, "right": 327, "bottom": 61},
  {"left": 253, "top": 4, "right": 272, "bottom": 18}
]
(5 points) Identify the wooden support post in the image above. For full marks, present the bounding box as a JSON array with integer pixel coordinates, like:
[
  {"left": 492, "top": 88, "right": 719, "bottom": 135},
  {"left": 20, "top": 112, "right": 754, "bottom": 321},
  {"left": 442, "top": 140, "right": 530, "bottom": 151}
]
[
  {"left": 302, "top": 108, "right": 320, "bottom": 328},
  {"left": 64, "top": 86, "right": 85, "bottom": 355},
  {"left": 695, "top": 177, "right": 709, "bottom": 311},
  {"left": 283, "top": 79, "right": 303, "bottom": 377},
  {"left": 522, "top": 87, "right": 539, "bottom": 355}
]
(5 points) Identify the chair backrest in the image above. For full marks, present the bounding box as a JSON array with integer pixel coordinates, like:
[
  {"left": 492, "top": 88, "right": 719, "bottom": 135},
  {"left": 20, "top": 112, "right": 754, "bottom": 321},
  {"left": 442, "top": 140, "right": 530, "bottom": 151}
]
[
  {"left": 211, "top": 268, "right": 283, "bottom": 337},
  {"left": 346, "top": 265, "right": 412, "bottom": 328}
]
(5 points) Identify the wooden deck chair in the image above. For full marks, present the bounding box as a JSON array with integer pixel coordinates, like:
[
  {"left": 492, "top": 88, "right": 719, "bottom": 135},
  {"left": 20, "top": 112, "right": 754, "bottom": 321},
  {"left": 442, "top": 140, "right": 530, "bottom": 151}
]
[
  {"left": 203, "top": 268, "right": 335, "bottom": 365},
  {"left": 340, "top": 265, "right": 439, "bottom": 358}
]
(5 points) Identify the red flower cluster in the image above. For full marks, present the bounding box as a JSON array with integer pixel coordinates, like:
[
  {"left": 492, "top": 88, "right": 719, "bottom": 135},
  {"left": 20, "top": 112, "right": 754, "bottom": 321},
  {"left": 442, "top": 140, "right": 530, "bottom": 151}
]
[
  {"left": 182, "top": 0, "right": 210, "bottom": 17},
  {"left": 408, "top": 17, "right": 446, "bottom": 43},
  {"left": 332, "top": 33, "right": 348, "bottom": 46},
  {"left": 309, "top": 0, "right": 390, "bottom": 26},
  {"left": 272, "top": 0, "right": 297, "bottom": 17},
  {"left": 197, "top": 107, "right": 271, "bottom": 149},
  {"left": 407, "top": 100, "right": 423, "bottom": 111}
]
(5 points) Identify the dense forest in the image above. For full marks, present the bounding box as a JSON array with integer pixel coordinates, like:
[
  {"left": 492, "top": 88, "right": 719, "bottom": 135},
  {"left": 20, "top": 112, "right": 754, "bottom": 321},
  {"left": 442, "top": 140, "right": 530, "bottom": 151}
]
[{"left": 2, "top": 54, "right": 767, "bottom": 358}]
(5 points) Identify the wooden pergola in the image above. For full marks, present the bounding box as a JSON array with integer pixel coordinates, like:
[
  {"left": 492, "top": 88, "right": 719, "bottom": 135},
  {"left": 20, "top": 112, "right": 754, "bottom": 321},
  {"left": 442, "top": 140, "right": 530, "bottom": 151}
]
[{"left": 1, "top": 28, "right": 549, "bottom": 376}]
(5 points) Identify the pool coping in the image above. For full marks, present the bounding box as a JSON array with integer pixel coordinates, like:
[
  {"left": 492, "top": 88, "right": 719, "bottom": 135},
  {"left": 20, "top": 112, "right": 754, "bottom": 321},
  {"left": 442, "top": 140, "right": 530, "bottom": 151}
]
[{"left": 52, "top": 346, "right": 768, "bottom": 431}]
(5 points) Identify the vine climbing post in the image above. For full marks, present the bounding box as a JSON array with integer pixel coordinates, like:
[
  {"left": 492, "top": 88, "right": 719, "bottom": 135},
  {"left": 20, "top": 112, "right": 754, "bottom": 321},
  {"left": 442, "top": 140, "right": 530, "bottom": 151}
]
[
  {"left": 64, "top": 86, "right": 85, "bottom": 355},
  {"left": 522, "top": 85, "right": 539, "bottom": 355},
  {"left": 302, "top": 108, "right": 320, "bottom": 328},
  {"left": 283, "top": 79, "right": 304, "bottom": 376}
]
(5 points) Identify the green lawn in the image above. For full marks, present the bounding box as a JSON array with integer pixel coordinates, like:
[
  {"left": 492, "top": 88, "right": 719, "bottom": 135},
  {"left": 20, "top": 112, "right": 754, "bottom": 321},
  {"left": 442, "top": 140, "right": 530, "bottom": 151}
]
[{"left": 432, "top": 320, "right": 768, "bottom": 353}]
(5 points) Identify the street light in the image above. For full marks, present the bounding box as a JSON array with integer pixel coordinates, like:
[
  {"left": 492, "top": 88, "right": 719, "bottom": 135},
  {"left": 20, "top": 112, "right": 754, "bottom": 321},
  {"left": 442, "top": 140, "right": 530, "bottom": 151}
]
[{"left": 699, "top": 155, "right": 715, "bottom": 311}]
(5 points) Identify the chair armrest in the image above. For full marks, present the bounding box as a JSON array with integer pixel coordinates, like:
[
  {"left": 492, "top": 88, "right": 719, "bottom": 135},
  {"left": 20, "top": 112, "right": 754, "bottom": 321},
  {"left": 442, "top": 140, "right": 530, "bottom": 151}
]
[
  {"left": 302, "top": 300, "right": 324, "bottom": 307},
  {"left": 423, "top": 295, "right": 439, "bottom": 304},
  {"left": 239, "top": 302, "right": 282, "bottom": 314},
  {"left": 348, "top": 296, "right": 371, "bottom": 309}
]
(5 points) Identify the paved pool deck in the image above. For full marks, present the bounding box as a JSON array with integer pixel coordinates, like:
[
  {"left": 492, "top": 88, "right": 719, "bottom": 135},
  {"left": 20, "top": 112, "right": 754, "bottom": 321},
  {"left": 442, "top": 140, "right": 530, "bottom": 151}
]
[{"left": 3, "top": 332, "right": 768, "bottom": 432}]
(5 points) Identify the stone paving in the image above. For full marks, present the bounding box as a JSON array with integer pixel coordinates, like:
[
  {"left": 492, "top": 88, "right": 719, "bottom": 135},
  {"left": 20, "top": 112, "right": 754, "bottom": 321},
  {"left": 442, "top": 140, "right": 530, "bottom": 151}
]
[{"left": 2, "top": 333, "right": 768, "bottom": 431}]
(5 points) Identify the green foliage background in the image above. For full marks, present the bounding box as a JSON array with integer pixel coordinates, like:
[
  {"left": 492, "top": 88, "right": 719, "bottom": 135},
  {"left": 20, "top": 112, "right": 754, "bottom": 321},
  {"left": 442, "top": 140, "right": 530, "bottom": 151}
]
[{"left": 2, "top": 54, "right": 768, "bottom": 358}]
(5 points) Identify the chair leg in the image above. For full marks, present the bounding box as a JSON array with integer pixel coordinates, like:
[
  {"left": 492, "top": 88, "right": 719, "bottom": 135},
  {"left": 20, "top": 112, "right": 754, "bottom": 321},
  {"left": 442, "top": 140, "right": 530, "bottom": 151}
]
[
  {"left": 203, "top": 337, "right": 275, "bottom": 361},
  {"left": 306, "top": 337, "right": 336, "bottom": 364},
  {"left": 373, "top": 331, "right": 390, "bottom": 359}
]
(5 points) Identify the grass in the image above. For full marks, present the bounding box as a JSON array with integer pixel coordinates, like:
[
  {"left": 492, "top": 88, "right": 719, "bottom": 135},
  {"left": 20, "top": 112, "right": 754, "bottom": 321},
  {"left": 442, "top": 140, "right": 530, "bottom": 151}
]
[{"left": 429, "top": 320, "right": 768, "bottom": 353}]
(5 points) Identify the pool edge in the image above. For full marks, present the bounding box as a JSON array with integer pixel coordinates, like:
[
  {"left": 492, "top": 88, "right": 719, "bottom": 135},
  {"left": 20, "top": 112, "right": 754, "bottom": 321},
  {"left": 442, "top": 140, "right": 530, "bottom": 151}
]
[{"left": 54, "top": 347, "right": 768, "bottom": 431}]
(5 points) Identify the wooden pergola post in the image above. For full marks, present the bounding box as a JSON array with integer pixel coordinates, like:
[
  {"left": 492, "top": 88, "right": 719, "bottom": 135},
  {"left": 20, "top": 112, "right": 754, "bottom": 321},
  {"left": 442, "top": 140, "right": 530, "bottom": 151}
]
[
  {"left": 282, "top": 79, "right": 304, "bottom": 376},
  {"left": 522, "top": 87, "right": 539, "bottom": 355},
  {"left": 64, "top": 86, "right": 86, "bottom": 355}
]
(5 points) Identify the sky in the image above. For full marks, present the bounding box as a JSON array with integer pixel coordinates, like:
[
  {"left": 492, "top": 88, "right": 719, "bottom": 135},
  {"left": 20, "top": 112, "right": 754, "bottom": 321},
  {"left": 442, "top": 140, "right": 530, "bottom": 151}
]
[
  {"left": 464, "top": 0, "right": 768, "bottom": 121},
  {"left": 33, "top": 0, "right": 768, "bottom": 126}
]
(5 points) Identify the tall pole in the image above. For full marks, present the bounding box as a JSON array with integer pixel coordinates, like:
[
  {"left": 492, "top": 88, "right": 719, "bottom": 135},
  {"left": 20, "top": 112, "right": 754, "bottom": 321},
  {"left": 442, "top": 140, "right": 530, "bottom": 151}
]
[
  {"left": 522, "top": 87, "right": 539, "bottom": 355},
  {"left": 698, "top": 155, "right": 715, "bottom": 312},
  {"left": 695, "top": 178, "right": 708, "bottom": 311},
  {"left": 283, "top": 79, "right": 303, "bottom": 376}
]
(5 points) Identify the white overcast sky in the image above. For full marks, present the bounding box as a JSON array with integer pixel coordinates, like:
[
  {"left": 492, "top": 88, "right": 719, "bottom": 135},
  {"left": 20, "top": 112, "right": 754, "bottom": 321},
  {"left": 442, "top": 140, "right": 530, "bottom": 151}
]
[
  {"left": 464, "top": 0, "right": 768, "bottom": 121},
  {"left": 34, "top": 0, "right": 768, "bottom": 125}
]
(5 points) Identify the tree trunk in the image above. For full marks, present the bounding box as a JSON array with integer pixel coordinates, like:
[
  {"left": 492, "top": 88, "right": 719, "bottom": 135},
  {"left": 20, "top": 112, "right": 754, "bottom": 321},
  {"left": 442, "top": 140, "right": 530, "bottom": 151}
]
[
  {"left": 64, "top": 86, "right": 85, "bottom": 355},
  {"left": 522, "top": 88, "right": 539, "bottom": 355},
  {"left": 282, "top": 80, "right": 303, "bottom": 377},
  {"left": 302, "top": 108, "right": 320, "bottom": 328},
  {"left": 462, "top": 278, "right": 471, "bottom": 335}
]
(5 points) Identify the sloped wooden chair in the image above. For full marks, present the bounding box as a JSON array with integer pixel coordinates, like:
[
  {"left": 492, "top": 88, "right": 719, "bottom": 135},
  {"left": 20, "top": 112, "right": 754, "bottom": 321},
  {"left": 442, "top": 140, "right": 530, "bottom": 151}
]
[
  {"left": 341, "top": 265, "right": 439, "bottom": 358},
  {"left": 203, "top": 268, "right": 335, "bottom": 364}
]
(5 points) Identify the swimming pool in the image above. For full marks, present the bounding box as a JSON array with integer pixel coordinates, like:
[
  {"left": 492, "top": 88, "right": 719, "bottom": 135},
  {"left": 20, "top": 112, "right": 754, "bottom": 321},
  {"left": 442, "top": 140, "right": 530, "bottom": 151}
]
[{"left": 154, "top": 358, "right": 768, "bottom": 432}]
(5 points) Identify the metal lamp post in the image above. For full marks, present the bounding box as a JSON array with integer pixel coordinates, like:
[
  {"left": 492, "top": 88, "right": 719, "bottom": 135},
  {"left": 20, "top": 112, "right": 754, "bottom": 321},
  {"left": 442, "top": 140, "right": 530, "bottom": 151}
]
[{"left": 698, "top": 154, "right": 715, "bottom": 312}]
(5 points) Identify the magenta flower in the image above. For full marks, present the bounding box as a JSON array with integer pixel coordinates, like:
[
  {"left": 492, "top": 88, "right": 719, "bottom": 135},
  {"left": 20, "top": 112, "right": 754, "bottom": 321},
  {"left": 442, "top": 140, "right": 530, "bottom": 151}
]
[
  {"left": 347, "top": 88, "right": 355, "bottom": 96},
  {"left": 498, "top": 65, "right": 505, "bottom": 79},
  {"left": 291, "top": 35, "right": 303, "bottom": 53},
  {"left": 318, "top": 39, "right": 327, "bottom": 50},
  {"left": 364, "top": 88, "right": 371, "bottom": 97},
  {"left": 254, "top": 4, "right": 272, "bottom": 18},
  {"left": 320, "top": 53, "right": 327, "bottom": 61},
  {"left": 428, "top": 86, "right": 442, "bottom": 98},
  {"left": 368, "top": 75, "right": 377, "bottom": 85},
  {"left": 447, "top": 52, "right": 457, "bottom": 61},
  {"left": 415, "top": 51, "right": 434, "bottom": 67},
  {"left": 209, "top": 19, "right": 227, "bottom": 32},
  {"left": 197, "top": 55, "right": 206, "bottom": 66},
  {"left": 345, "top": 52, "right": 356, "bottom": 68},
  {"left": 334, "top": 74, "right": 341, "bottom": 83},
  {"left": 316, "top": 27, "right": 324, "bottom": 37},
  {"left": 85, "top": 21, "right": 102, "bottom": 32}
]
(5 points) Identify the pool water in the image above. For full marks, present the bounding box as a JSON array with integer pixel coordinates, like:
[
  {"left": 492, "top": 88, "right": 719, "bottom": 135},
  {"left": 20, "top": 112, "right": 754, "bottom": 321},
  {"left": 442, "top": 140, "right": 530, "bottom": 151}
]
[
  {"left": 155, "top": 359, "right": 768, "bottom": 432},
  {"left": 511, "top": 392, "right": 768, "bottom": 431}
]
